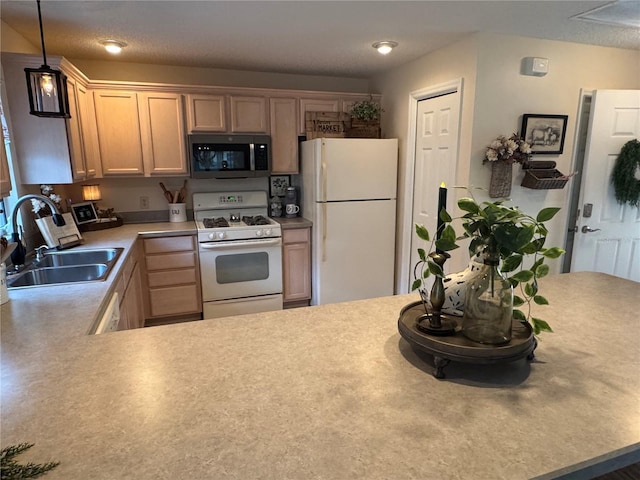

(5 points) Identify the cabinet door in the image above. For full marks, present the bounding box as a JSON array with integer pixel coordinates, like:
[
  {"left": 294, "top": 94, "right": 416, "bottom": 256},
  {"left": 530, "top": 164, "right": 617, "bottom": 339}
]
[
  {"left": 75, "top": 83, "right": 99, "bottom": 178},
  {"left": 120, "top": 262, "right": 144, "bottom": 329},
  {"left": 230, "top": 96, "right": 268, "bottom": 133},
  {"left": 0, "top": 139, "right": 11, "bottom": 197},
  {"left": 94, "top": 90, "right": 145, "bottom": 175},
  {"left": 270, "top": 97, "right": 299, "bottom": 174},
  {"left": 299, "top": 98, "right": 340, "bottom": 134},
  {"left": 282, "top": 228, "right": 311, "bottom": 303},
  {"left": 139, "top": 92, "right": 188, "bottom": 176},
  {"left": 186, "top": 94, "right": 226, "bottom": 132},
  {"left": 65, "top": 77, "right": 88, "bottom": 181}
]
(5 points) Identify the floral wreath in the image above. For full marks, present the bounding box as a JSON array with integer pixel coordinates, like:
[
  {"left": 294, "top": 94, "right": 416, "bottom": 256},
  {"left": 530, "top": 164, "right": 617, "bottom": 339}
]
[{"left": 611, "top": 139, "right": 640, "bottom": 207}]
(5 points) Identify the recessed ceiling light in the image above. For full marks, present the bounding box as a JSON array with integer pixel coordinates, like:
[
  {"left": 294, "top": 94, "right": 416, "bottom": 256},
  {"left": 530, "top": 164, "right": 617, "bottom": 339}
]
[
  {"left": 372, "top": 41, "right": 398, "bottom": 55},
  {"left": 101, "top": 40, "right": 127, "bottom": 54}
]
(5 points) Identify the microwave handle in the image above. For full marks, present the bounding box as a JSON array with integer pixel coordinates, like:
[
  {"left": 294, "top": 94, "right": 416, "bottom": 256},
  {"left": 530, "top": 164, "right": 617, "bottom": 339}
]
[{"left": 249, "top": 143, "right": 255, "bottom": 171}]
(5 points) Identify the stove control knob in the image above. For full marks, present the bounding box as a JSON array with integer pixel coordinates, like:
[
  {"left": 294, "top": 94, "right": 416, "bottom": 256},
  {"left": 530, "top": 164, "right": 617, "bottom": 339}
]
[
  {"left": 217, "top": 232, "right": 226, "bottom": 240},
  {"left": 264, "top": 228, "right": 272, "bottom": 236},
  {"left": 255, "top": 229, "right": 263, "bottom": 237},
  {"left": 208, "top": 233, "right": 215, "bottom": 240}
]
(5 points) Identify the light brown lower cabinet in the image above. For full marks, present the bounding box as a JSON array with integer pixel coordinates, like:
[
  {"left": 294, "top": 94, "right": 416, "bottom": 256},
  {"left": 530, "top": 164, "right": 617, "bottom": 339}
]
[
  {"left": 142, "top": 235, "right": 202, "bottom": 323},
  {"left": 117, "top": 240, "right": 144, "bottom": 330},
  {"left": 282, "top": 227, "right": 311, "bottom": 308}
]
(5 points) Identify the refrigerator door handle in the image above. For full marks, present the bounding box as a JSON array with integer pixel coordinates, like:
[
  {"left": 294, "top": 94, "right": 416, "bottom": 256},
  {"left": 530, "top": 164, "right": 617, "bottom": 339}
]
[
  {"left": 321, "top": 159, "right": 327, "bottom": 202},
  {"left": 322, "top": 202, "right": 327, "bottom": 261}
]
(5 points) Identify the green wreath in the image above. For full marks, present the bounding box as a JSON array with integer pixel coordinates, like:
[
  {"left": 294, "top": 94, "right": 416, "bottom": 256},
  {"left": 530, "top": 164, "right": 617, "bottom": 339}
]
[{"left": 611, "top": 139, "right": 640, "bottom": 207}]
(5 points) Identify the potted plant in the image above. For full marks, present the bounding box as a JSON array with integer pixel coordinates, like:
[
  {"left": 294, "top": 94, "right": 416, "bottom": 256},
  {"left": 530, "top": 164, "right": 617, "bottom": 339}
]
[
  {"left": 349, "top": 99, "right": 383, "bottom": 123},
  {"left": 347, "top": 99, "right": 383, "bottom": 138},
  {"left": 484, "top": 133, "right": 531, "bottom": 198},
  {"left": 413, "top": 188, "right": 565, "bottom": 343}
]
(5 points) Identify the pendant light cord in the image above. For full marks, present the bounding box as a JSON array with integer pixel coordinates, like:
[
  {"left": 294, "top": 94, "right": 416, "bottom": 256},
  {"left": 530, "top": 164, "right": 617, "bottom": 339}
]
[{"left": 36, "top": 0, "right": 48, "bottom": 67}]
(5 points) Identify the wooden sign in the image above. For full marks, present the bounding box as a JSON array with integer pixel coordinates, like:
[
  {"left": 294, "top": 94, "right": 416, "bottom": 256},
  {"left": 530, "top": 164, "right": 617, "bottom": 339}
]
[{"left": 305, "top": 112, "right": 351, "bottom": 139}]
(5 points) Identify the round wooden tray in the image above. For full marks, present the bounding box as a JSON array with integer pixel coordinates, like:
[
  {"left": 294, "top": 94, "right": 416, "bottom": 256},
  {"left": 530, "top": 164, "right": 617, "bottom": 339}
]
[{"left": 398, "top": 301, "right": 537, "bottom": 378}]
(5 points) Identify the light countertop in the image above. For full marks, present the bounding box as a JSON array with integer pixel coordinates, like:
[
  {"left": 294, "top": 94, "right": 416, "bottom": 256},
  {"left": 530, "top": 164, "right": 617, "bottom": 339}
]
[{"left": 1, "top": 240, "right": 639, "bottom": 480}]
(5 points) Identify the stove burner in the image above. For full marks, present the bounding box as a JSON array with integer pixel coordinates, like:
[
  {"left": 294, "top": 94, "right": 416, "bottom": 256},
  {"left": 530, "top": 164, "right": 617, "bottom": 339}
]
[
  {"left": 203, "top": 217, "right": 229, "bottom": 228},
  {"left": 242, "top": 215, "right": 270, "bottom": 226}
]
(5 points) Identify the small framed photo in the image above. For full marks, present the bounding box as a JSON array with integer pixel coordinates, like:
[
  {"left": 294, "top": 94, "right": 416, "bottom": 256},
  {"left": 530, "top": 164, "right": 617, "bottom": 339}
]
[
  {"left": 270, "top": 175, "right": 290, "bottom": 197},
  {"left": 520, "top": 114, "right": 568, "bottom": 155},
  {"left": 70, "top": 201, "right": 98, "bottom": 225}
]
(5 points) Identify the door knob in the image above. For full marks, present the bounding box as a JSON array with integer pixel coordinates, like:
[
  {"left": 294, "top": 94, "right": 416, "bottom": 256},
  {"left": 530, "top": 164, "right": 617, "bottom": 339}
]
[{"left": 581, "top": 226, "right": 601, "bottom": 233}]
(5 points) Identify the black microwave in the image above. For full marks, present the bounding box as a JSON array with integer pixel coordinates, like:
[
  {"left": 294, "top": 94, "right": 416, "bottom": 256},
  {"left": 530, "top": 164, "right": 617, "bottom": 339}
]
[{"left": 189, "top": 134, "right": 271, "bottom": 179}]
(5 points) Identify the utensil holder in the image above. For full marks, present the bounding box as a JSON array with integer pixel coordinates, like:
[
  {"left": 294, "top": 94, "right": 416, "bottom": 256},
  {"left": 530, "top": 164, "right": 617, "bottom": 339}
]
[{"left": 169, "top": 203, "right": 187, "bottom": 223}]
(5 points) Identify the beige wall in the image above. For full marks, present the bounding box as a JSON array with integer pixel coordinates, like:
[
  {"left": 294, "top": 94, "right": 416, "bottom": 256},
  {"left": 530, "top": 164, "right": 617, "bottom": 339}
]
[
  {"left": 471, "top": 33, "right": 640, "bottom": 271},
  {"left": 372, "top": 32, "right": 640, "bottom": 292},
  {"left": 0, "top": 20, "right": 40, "bottom": 55}
]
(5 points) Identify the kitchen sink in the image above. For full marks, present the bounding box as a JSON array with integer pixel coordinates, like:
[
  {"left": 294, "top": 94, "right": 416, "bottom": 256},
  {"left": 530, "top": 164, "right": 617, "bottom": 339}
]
[
  {"left": 7, "top": 248, "right": 123, "bottom": 288},
  {"left": 8, "top": 264, "right": 109, "bottom": 287},
  {"left": 35, "top": 248, "right": 121, "bottom": 267}
]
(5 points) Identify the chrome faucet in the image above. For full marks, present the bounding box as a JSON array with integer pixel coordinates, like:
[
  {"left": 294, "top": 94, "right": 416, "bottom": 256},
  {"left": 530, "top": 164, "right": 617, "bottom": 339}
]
[
  {"left": 9, "top": 194, "right": 66, "bottom": 266},
  {"left": 34, "top": 245, "right": 49, "bottom": 262}
]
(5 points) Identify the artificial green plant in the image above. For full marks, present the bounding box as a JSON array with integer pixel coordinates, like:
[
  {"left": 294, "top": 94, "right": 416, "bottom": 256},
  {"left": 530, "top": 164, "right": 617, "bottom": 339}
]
[{"left": 412, "top": 188, "right": 565, "bottom": 335}]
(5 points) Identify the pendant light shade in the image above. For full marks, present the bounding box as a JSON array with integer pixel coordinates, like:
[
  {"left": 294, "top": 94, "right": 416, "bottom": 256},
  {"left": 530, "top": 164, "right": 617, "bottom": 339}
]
[{"left": 24, "top": 0, "right": 71, "bottom": 118}]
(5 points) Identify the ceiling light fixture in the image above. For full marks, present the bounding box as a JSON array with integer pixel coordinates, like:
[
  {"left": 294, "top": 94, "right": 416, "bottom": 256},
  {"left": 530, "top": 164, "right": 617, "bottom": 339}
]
[
  {"left": 101, "top": 40, "right": 126, "bottom": 54},
  {"left": 372, "top": 41, "right": 398, "bottom": 55},
  {"left": 24, "top": 0, "right": 71, "bottom": 118}
]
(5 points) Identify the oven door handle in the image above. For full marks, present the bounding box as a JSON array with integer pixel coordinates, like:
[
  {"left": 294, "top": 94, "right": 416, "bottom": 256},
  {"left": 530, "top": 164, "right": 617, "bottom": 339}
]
[{"left": 200, "top": 238, "right": 282, "bottom": 250}]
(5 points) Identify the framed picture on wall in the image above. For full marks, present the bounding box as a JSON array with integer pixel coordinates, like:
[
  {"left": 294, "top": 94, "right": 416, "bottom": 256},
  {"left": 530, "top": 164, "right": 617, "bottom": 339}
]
[
  {"left": 269, "top": 175, "right": 290, "bottom": 197},
  {"left": 520, "top": 114, "right": 568, "bottom": 155}
]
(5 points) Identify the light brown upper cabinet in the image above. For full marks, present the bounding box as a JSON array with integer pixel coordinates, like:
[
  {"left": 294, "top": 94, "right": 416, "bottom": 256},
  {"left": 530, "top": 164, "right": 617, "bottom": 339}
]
[
  {"left": 186, "top": 94, "right": 226, "bottom": 132},
  {"left": 66, "top": 77, "right": 98, "bottom": 181},
  {"left": 230, "top": 96, "right": 268, "bottom": 133},
  {"left": 269, "top": 97, "right": 299, "bottom": 174},
  {"left": 94, "top": 90, "right": 188, "bottom": 176},
  {"left": 0, "top": 140, "right": 11, "bottom": 197},
  {"left": 138, "top": 92, "right": 188, "bottom": 176}
]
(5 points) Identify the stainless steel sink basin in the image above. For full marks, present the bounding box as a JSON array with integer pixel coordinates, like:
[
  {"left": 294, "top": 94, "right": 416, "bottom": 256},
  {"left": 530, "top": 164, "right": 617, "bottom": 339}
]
[
  {"left": 36, "top": 248, "right": 121, "bottom": 267},
  {"left": 7, "top": 247, "right": 123, "bottom": 288},
  {"left": 8, "top": 264, "right": 109, "bottom": 287}
]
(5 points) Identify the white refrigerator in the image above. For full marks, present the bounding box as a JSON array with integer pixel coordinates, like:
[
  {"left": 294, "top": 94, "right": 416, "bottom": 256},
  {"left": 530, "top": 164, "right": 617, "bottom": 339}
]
[{"left": 300, "top": 138, "right": 398, "bottom": 305}]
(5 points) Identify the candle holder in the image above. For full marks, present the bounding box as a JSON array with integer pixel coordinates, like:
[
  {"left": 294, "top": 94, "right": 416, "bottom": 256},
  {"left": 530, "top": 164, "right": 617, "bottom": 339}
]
[{"left": 417, "top": 251, "right": 457, "bottom": 336}]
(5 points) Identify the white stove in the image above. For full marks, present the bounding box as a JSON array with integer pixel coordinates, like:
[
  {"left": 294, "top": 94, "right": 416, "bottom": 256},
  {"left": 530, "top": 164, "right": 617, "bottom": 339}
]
[
  {"left": 193, "top": 191, "right": 283, "bottom": 319},
  {"left": 193, "top": 191, "right": 281, "bottom": 242}
]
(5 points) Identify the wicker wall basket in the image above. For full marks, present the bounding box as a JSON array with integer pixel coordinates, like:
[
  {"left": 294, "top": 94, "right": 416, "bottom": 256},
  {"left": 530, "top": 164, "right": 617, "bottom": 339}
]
[
  {"left": 489, "top": 162, "right": 513, "bottom": 198},
  {"left": 521, "top": 169, "right": 569, "bottom": 190}
]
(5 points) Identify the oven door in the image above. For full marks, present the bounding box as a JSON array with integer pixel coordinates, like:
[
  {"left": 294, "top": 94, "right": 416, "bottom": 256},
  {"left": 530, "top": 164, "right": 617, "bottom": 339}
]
[{"left": 199, "top": 237, "right": 283, "bottom": 303}]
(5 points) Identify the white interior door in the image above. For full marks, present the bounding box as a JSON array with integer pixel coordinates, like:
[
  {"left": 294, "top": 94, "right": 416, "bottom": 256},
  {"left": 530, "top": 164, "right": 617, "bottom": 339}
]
[
  {"left": 571, "top": 89, "right": 640, "bottom": 281},
  {"left": 409, "top": 93, "right": 460, "bottom": 288}
]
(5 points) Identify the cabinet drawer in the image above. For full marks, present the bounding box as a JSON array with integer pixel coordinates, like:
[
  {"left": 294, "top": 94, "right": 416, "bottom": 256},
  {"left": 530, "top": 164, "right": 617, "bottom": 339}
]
[
  {"left": 148, "top": 285, "right": 200, "bottom": 317},
  {"left": 283, "top": 228, "right": 310, "bottom": 244},
  {"left": 147, "top": 268, "right": 197, "bottom": 288},
  {"left": 144, "top": 235, "right": 195, "bottom": 254},
  {"left": 146, "top": 252, "right": 195, "bottom": 271}
]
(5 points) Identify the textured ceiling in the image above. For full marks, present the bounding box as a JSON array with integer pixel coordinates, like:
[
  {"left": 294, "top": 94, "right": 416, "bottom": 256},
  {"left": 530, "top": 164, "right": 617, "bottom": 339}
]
[{"left": 1, "top": 1, "right": 639, "bottom": 78}]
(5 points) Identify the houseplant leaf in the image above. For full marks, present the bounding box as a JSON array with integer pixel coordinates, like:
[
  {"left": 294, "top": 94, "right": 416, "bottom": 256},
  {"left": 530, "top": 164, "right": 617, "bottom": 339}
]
[{"left": 536, "top": 207, "right": 561, "bottom": 223}]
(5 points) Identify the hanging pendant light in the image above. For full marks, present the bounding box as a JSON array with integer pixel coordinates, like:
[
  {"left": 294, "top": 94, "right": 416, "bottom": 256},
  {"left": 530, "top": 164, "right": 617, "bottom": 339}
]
[{"left": 24, "top": 0, "right": 70, "bottom": 118}]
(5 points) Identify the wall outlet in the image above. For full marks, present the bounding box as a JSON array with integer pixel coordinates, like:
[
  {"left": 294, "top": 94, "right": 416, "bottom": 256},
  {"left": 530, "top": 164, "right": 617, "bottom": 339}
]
[{"left": 140, "top": 196, "right": 149, "bottom": 209}]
